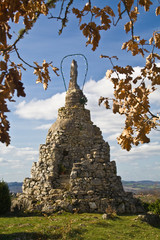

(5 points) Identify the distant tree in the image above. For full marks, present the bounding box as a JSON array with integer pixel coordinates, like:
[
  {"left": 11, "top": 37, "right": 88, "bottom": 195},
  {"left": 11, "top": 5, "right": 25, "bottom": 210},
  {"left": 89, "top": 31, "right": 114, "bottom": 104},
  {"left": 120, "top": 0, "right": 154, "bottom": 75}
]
[
  {"left": 0, "top": 0, "right": 160, "bottom": 150},
  {"left": 0, "top": 180, "right": 11, "bottom": 214}
]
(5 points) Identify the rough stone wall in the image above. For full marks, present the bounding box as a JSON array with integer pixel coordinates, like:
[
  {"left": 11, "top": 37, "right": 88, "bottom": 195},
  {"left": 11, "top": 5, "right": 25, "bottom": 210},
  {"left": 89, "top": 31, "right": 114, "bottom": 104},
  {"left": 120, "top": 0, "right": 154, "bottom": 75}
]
[{"left": 13, "top": 60, "right": 143, "bottom": 214}]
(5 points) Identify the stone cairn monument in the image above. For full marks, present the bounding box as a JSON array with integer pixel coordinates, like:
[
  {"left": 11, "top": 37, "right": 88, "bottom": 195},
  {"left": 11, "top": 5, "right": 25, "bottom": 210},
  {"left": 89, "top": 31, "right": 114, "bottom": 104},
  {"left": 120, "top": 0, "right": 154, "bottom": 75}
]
[{"left": 15, "top": 60, "right": 143, "bottom": 214}]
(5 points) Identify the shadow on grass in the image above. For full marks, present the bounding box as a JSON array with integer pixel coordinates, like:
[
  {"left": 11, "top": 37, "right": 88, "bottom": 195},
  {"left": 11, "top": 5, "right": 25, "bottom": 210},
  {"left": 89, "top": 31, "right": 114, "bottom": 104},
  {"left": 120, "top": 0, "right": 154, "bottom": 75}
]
[
  {"left": 0, "top": 232, "right": 62, "bottom": 240},
  {"left": 92, "top": 221, "right": 110, "bottom": 228},
  {"left": 0, "top": 211, "right": 43, "bottom": 218},
  {"left": 0, "top": 228, "right": 87, "bottom": 240},
  {"left": 67, "top": 228, "right": 87, "bottom": 240}
]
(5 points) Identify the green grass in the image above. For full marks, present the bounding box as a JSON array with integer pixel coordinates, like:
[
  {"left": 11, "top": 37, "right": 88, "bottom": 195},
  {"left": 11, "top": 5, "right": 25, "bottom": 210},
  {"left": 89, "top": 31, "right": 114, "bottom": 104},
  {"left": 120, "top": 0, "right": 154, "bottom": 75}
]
[{"left": 0, "top": 213, "right": 160, "bottom": 240}]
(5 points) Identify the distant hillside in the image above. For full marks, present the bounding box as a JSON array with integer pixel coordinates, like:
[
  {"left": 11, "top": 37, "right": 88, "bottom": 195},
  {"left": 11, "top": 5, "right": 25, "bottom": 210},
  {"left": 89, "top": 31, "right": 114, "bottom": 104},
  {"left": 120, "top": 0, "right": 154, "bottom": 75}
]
[
  {"left": 122, "top": 180, "right": 160, "bottom": 193},
  {"left": 7, "top": 181, "right": 160, "bottom": 194},
  {"left": 8, "top": 182, "right": 22, "bottom": 193}
]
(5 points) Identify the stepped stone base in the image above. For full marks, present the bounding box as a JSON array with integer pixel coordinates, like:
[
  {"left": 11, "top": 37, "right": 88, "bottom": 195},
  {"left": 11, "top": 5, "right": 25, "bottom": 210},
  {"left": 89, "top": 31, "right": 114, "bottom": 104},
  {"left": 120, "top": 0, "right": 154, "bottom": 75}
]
[
  {"left": 12, "top": 60, "right": 144, "bottom": 214},
  {"left": 14, "top": 190, "right": 143, "bottom": 214}
]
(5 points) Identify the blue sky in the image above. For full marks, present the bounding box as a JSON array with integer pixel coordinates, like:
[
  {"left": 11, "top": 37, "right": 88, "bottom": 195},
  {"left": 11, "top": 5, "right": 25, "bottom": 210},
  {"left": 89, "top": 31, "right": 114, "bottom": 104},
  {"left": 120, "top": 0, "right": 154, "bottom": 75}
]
[{"left": 0, "top": 1, "right": 160, "bottom": 182}]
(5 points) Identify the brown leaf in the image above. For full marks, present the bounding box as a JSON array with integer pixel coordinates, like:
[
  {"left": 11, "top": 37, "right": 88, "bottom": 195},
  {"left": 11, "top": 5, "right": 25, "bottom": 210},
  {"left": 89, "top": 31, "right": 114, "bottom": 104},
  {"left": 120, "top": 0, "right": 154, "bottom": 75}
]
[
  {"left": 139, "top": 39, "right": 147, "bottom": 45},
  {"left": 152, "top": 75, "right": 160, "bottom": 85},
  {"left": 83, "top": 3, "right": 91, "bottom": 12},
  {"left": 8, "top": 68, "right": 26, "bottom": 97},
  {"left": 154, "top": 33, "right": 160, "bottom": 48},
  {"left": 100, "top": 55, "right": 110, "bottom": 58},
  {"left": 125, "top": 0, "right": 134, "bottom": 12},
  {"left": 98, "top": 96, "right": 105, "bottom": 106},
  {"left": 106, "top": 69, "right": 113, "bottom": 79},
  {"left": 5, "top": 77, "right": 15, "bottom": 95},
  {"left": 0, "top": 25, "right": 7, "bottom": 45},
  {"left": 153, "top": 53, "right": 160, "bottom": 60},
  {"left": 133, "top": 76, "right": 142, "bottom": 84},
  {"left": 111, "top": 56, "right": 119, "bottom": 60},
  {"left": 117, "top": 134, "right": 132, "bottom": 151},
  {"left": 149, "top": 36, "right": 153, "bottom": 45},
  {"left": 103, "top": 6, "right": 115, "bottom": 17},
  {"left": 82, "top": 24, "right": 89, "bottom": 37},
  {"left": 112, "top": 100, "right": 119, "bottom": 114},
  {"left": 111, "top": 77, "right": 118, "bottom": 86},
  {"left": 52, "top": 67, "right": 59, "bottom": 76},
  {"left": 156, "top": 6, "right": 160, "bottom": 15},
  {"left": 0, "top": 114, "right": 10, "bottom": 146},
  {"left": 104, "top": 99, "right": 110, "bottom": 109},
  {"left": 121, "top": 42, "right": 128, "bottom": 50},
  {"left": 130, "top": 7, "right": 139, "bottom": 22},
  {"left": 139, "top": 48, "right": 144, "bottom": 57},
  {"left": 140, "top": 132, "right": 150, "bottom": 144},
  {"left": 139, "top": 0, "right": 153, "bottom": 11},
  {"left": 118, "top": 1, "right": 122, "bottom": 18},
  {"left": 14, "top": 11, "right": 20, "bottom": 23},
  {"left": 43, "top": 82, "right": 48, "bottom": 90},
  {"left": 0, "top": 61, "right": 7, "bottom": 71}
]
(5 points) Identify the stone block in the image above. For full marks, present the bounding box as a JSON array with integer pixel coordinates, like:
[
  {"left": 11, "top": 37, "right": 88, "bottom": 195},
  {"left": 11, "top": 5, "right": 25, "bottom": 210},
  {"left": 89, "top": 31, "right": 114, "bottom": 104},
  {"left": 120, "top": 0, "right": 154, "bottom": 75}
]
[{"left": 89, "top": 202, "right": 97, "bottom": 210}]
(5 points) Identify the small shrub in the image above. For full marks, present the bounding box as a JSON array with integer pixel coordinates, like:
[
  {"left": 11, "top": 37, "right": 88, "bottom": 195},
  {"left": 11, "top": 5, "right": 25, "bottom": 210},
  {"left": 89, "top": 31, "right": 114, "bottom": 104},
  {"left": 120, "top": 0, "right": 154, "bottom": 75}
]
[
  {"left": 0, "top": 180, "right": 11, "bottom": 214},
  {"left": 142, "top": 201, "right": 150, "bottom": 212},
  {"left": 105, "top": 204, "right": 117, "bottom": 219},
  {"left": 142, "top": 199, "right": 160, "bottom": 215},
  {"left": 58, "top": 164, "right": 67, "bottom": 175},
  {"left": 148, "top": 199, "right": 160, "bottom": 215}
]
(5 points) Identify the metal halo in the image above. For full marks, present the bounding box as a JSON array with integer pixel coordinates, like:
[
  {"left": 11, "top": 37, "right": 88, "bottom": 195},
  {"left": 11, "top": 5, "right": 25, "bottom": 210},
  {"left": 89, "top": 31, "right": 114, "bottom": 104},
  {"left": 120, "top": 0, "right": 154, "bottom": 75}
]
[{"left": 60, "top": 53, "right": 88, "bottom": 91}]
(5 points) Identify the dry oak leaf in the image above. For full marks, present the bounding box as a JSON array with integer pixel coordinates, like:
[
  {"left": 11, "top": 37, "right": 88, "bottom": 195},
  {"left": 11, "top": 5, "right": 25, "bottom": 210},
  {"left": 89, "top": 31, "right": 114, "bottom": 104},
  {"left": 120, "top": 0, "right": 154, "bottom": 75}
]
[
  {"left": 14, "top": 11, "right": 20, "bottom": 23},
  {"left": 156, "top": 6, "right": 160, "bottom": 15},
  {"left": 154, "top": 33, "right": 160, "bottom": 48},
  {"left": 117, "top": 134, "right": 132, "bottom": 151},
  {"left": 125, "top": 0, "right": 134, "bottom": 12},
  {"left": 0, "top": 61, "right": 7, "bottom": 71},
  {"left": 103, "top": 6, "right": 115, "bottom": 17},
  {"left": 124, "top": 21, "right": 132, "bottom": 33},
  {"left": 104, "top": 99, "right": 110, "bottom": 109},
  {"left": 130, "top": 7, "right": 139, "bottom": 22},
  {"left": 139, "top": 0, "right": 153, "bottom": 11},
  {"left": 112, "top": 100, "right": 120, "bottom": 114},
  {"left": 106, "top": 69, "right": 113, "bottom": 79},
  {"left": 52, "top": 67, "right": 59, "bottom": 76}
]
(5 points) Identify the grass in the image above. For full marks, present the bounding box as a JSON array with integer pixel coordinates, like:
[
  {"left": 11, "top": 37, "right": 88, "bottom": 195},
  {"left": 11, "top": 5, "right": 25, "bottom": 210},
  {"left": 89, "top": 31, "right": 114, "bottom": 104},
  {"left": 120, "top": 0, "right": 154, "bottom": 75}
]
[{"left": 0, "top": 212, "right": 160, "bottom": 240}]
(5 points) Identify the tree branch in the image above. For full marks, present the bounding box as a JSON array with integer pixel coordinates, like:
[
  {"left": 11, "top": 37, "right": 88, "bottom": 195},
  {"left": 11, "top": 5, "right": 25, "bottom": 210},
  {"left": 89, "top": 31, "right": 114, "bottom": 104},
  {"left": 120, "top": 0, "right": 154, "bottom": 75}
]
[
  {"left": 122, "top": 0, "right": 134, "bottom": 39},
  {"left": 59, "top": 0, "right": 74, "bottom": 34},
  {"left": 113, "top": 9, "right": 126, "bottom": 26},
  {"left": 0, "top": 12, "right": 41, "bottom": 54},
  {"left": 59, "top": 0, "right": 65, "bottom": 18},
  {"left": 14, "top": 46, "right": 35, "bottom": 69}
]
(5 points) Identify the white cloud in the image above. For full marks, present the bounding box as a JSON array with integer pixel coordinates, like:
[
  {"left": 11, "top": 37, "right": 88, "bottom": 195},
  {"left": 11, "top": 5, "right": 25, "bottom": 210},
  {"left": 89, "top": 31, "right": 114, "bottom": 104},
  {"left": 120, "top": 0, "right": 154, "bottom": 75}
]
[
  {"left": 0, "top": 143, "right": 39, "bottom": 181},
  {"left": 0, "top": 144, "right": 38, "bottom": 159},
  {"left": 112, "top": 142, "right": 160, "bottom": 163},
  {"left": 149, "top": 89, "right": 160, "bottom": 106},
  {"left": 0, "top": 157, "right": 8, "bottom": 164},
  {"left": 35, "top": 123, "right": 52, "bottom": 130},
  {"left": 84, "top": 77, "right": 114, "bottom": 98},
  {"left": 108, "top": 133, "right": 120, "bottom": 141},
  {"left": 14, "top": 147, "right": 38, "bottom": 158},
  {"left": 15, "top": 93, "right": 65, "bottom": 120},
  {"left": 0, "top": 145, "right": 15, "bottom": 154}
]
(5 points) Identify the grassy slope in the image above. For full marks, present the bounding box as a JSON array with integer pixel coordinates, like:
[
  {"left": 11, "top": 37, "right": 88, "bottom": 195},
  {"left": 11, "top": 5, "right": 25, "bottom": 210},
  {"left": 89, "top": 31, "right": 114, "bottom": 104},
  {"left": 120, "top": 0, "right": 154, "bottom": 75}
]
[{"left": 0, "top": 213, "right": 160, "bottom": 240}]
